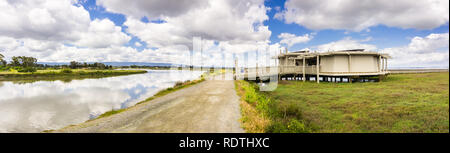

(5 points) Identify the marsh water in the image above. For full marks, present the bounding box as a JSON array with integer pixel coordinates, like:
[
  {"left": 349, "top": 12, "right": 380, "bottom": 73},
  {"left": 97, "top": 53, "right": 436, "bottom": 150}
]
[{"left": 0, "top": 70, "right": 204, "bottom": 132}]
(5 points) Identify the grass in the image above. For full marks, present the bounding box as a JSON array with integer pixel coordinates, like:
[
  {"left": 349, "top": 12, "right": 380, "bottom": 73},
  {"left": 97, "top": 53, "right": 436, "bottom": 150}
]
[
  {"left": 0, "top": 69, "right": 147, "bottom": 81},
  {"left": 235, "top": 81, "right": 271, "bottom": 133},
  {"left": 235, "top": 72, "right": 449, "bottom": 133},
  {"left": 96, "top": 109, "right": 128, "bottom": 119}
]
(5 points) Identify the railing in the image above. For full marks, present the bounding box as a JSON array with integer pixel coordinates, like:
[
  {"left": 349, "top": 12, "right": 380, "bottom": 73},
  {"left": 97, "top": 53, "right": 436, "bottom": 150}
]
[
  {"left": 279, "top": 66, "right": 317, "bottom": 74},
  {"left": 236, "top": 65, "right": 392, "bottom": 79},
  {"left": 236, "top": 66, "right": 319, "bottom": 78}
]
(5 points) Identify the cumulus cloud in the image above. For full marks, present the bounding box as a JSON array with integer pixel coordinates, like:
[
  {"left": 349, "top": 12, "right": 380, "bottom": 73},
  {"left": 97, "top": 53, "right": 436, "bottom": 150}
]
[
  {"left": 96, "top": 0, "right": 208, "bottom": 19},
  {"left": 0, "top": 0, "right": 90, "bottom": 41},
  {"left": 122, "top": 0, "right": 271, "bottom": 50},
  {"left": 278, "top": 33, "right": 313, "bottom": 47},
  {"left": 0, "top": 0, "right": 276, "bottom": 66},
  {"left": 0, "top": 36, "right": 21, "bottom": 51},
  {"left": 275, "top": 0, "right": 449, "bottom": 31},
  {"left": 73, "top": 19, "right": 131, "bottom": 48},
  {"left": 312, "top": 37, "right": 377, "bottom": 51},
  {"left": 0, "top": 0, "right": 130, "bottom": 49},
  {"left": 381, "top": 33, "right": 449, "bottom": 67}
]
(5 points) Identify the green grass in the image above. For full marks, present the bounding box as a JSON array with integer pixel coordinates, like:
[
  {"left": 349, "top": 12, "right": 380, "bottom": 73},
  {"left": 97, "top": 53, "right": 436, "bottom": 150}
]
[
  {"left": 0, "top": 69, "right": 147, "bottom": 81},
  {"left": 96, "top": 109, "right": 127, "bottom": 119},
  {"left": 235, "top": 72, "right": 449, "bottom": 133}
]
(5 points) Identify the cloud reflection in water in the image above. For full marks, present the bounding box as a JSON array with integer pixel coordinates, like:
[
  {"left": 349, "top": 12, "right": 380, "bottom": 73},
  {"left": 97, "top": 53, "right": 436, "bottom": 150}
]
[{"left": 0, "top": 70, "right": 203, "bottom": 132}]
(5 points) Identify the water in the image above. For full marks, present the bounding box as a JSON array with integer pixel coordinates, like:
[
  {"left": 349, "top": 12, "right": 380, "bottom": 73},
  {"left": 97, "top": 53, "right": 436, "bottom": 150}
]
[{"left": 0, "top": 70, "right": 204, "bottom": 132}]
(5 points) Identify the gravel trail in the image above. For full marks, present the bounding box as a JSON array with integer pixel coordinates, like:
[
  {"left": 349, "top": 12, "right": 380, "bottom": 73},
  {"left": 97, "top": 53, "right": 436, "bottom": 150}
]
[{"left": 54, "top": 77, "right": 244, "bottom": 133}]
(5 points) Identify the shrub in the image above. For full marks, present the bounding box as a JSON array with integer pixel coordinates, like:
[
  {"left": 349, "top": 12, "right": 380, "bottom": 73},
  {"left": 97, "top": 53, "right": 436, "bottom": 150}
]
[
  {"left": 274, "top": 102, "right": 303, "bottom": 119},
  {"left": 0, "top": 66, "right": 10, "bottom": 71},
  {"left": 266, "top": 119, "right": 309, "bottom": 133},
  {"left": 286, "top": 119, "right": 309, "bottom": 132},
  {"left": 236, "top": 80, "right": 311, "bottom": 133},
  {"left": 17, "top": 67, "right": 37, "bottom": 72},
  {"left": 174, "top": 81, "right": 184, "bottom": 87},
  {"left": 61, "top": 69, "right": 73, "bottom": 73}
]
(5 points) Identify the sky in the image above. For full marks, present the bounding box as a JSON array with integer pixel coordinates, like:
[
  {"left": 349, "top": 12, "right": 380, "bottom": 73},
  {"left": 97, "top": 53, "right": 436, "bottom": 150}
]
[{"left": 0, "top": 0, "right": 448, "bottom": 68}]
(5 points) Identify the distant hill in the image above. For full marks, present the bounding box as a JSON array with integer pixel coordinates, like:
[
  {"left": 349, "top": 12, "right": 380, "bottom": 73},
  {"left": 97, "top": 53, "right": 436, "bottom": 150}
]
[{"left": 37, "top": 62, "right": 174, "bottom": 67}]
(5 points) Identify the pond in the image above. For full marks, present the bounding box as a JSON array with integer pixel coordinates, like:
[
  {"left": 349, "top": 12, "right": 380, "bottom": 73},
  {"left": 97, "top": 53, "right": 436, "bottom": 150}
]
[{"left": 0, "top": 70, "right": 204, "bottom": 132}]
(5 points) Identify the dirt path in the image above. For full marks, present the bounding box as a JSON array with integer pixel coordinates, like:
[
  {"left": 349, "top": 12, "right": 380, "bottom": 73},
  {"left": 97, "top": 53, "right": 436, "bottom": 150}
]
[{"left": 55, "top": 76, "right": 244, "bottom": 133}]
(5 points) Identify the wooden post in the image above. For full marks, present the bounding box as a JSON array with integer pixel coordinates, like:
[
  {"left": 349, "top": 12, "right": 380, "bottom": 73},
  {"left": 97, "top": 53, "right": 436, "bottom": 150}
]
[
  {"left": 302, "top": 57, "right": 305, "bottom": 82},
  {"left": 316, "top": 55, "right": 320, "bottom": 83}
]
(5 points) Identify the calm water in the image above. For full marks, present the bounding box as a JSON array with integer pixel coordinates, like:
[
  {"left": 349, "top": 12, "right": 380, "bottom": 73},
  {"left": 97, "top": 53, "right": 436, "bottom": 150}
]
[{"left": 0, "top": 70, "right": 204, "bottom": 132}]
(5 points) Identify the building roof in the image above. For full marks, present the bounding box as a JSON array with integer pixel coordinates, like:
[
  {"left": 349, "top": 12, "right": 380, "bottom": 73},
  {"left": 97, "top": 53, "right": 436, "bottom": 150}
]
[{"left": 275, "top": 49, "right": 391, "bottom": 59}]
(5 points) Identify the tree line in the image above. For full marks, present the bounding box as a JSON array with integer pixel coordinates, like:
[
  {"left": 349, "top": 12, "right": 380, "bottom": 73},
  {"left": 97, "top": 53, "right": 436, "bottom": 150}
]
[
  {"left": 0, "top": 54, "right": 38, "bottom": 72},
  {"left": 69, "top": 61, "right": 113, "bottom": 69},
  {"left": 0, "top": 53, "right": 113, "bottom": 72}
]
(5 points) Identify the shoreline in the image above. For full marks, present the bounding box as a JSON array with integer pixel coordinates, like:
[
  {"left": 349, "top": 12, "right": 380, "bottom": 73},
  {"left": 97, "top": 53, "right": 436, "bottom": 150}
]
[
  {"left": 44, "top": 73, "right": 207, "bottom": 133},
  {"left": 0, "top": 69, "right": 147, "bottom": 81}
]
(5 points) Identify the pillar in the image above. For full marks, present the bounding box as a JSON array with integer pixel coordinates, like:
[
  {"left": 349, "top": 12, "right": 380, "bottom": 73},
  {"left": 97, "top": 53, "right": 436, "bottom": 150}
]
[
  {"left": 378, "top": 56, "right": 382, "bottom": 72},
  {"left": 348, "top": 55, "right": 352, "bottom": 73},
  {"left": 302, "top": 58, "right": 306, "bottom": 82},
  {"left": 316, "top": 55, "right": 320, "bottom": 83}
]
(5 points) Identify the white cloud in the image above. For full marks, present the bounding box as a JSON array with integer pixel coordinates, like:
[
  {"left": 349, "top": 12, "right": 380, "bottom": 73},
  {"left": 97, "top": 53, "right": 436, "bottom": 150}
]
[
  {"left": 0, "top": 36, "right": 21, "bottom": 51},
  {"left": 73, "top": 19, "right": 131, "bottom": 48},
  {"left": 0, "top": 0, "right": 277, "bottom": 65},
  {"left": 96, "top": 0, "right": 208, "bottom": 19},
  {"left": 0, "top": 0, "right": 130, "bottom": 49},
  {"left": 0, "top": 0, "right": 90, "bottom": 41},
  {"left": 122, "top": 0, "right": 271, "bottom": 50},
  {"left": 312, "top": 37, "right": 377, "bottom": 52},
  {"left": 381, "top": 33, "right": 449, "bottom": 67},
  {"left": 275, "top": 0, "right": 449, "bottom": 31},
  {"left": 278, "top": 33, "right": 313, "bottom": 47},
  {"left": 0, "top": 0, "right": 136, "bottom": 64}
]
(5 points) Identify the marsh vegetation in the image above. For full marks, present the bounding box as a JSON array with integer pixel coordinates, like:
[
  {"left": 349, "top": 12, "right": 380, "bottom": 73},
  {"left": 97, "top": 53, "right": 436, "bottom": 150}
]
[{"left": 236, "top": 72, "right": 449, "bottom": 133}]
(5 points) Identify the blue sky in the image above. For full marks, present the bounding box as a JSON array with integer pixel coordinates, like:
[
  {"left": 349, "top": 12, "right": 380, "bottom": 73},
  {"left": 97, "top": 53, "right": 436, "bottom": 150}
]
[
  {"left": 264, "top": 0, "right": 449, "bottom": 51},
  {"left": 0, "top": 0, "right": 448, "bottom": 67},
  {"left": 78, "top": 0, "right": 449, "bottom": 52}
]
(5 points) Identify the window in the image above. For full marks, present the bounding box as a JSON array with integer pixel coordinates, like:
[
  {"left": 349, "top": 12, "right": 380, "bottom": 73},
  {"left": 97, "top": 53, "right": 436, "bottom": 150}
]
[{"left": 307, "top": 58, "right": 317, "bottom": 66}]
